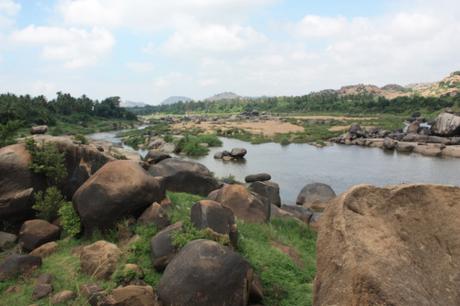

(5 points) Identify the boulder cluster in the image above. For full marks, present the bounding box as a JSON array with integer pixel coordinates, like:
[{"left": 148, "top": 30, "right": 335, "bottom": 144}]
[
  {"left": 214, "top": 147, "right": 248, "bottom": 161},
  {"left": 332, "top": 111, "right": 460, "bottom": 158}
]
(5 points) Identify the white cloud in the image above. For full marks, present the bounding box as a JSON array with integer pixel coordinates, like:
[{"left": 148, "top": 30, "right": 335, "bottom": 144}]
[
  {"left": 294, "top": 15, "right": 348, "bottom": 38},
  {"left": 30, "top": 81, "right": 57, "bottom": 97},
  {"left": 162, "top": 21, "right": 266, "bottom": 54},
  {"left": 11, "top": 26, "right": 115, "bottom": 68},
  {"left": 0, "top": 0, "right": 20, "bottom": 28},
  {"left": 126, "top": 61, "right": 154, "bottom": 73}
]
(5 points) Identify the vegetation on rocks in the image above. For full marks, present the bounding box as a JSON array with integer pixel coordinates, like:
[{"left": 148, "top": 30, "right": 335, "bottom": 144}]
[
  {"left": 33, "top": 187, "right": 67, "bottom": 222},
  {"left": 175, "top": 134, "right": 222, "bottom": 156},
  {"left": 25, "top": 138, "right": 67, "bottom": 184}
]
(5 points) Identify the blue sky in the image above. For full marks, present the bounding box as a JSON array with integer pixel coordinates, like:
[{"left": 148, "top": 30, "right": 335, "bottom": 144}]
[{"left": 0, "top": 0, "right": 459, "bottom": 104}]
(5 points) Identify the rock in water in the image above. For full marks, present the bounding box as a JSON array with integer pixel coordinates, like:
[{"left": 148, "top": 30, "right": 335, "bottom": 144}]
[
  {"left": 19, "top": 219, "right": 60, "bottom": 252},
  {"left": 296, "top": 183, "right": 336, "bottom": 211},
  {"left": 244, "top": 173, "right": 271, "bottom": 183},
  {"left": 314, "top": 184, "right": 460, "bottom": 306},
  {"left": 148, "top": 158, "right": 219, "bottom": 196},
  {"left": 158, "top": 239, "right": 253, "bottom": 306},
  {"left": 73, "top": 160, "right": 165, "bottom": 232},
  {"left": 210, "top": 184, "right": 270, "bottom": 223},
  {"left": 230, "top": 148, "right": 247, "bottom": 158},
  {"left": 431, "top": 112, "right": 460, "bottom": 136}
]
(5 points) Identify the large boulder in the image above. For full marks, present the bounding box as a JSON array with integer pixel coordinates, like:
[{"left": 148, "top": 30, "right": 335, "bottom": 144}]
[
  {"left": 148, "top": 158, "right": 219, "bottom": 196},
  {"left": 0, "top": 254, "right": 42, "bottom": 281},
  {"left": 191, "top": 200, "right": 237, "bottom": 247},
  {"left": 0, "top": 144, "right": 45, "bottom": 224},
  {"left": 314, "top": 184, "right": 460, "bottom": 306},
  {"left": 248, "top": 181, "right": 281, "bottom": 207},
  {"left": 431, "top": 112, "right": 460, "bottom": 136},
  {"left": 150, "top": 222, "right": 183, "bottom": 271},
  {"left": 296, "top": 183, "right": 336, "bottom": 211},
  {"left": 19, "top": 219, "right": 60, "bottom": 252},
  {"left": 210, "top": 184, "right": 270, "bottom": 223},
  {"left": 73, "top": 160, "right": 165, "bottom": 232},
  {"left": 80, "top": 240, "right": 121, "bottom": 280},
  {"left": 157, "top": 239, "right": 254, "bottom": 306}
]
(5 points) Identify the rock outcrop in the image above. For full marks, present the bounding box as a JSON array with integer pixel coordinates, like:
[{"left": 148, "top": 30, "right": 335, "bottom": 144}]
[
  {"left": 149, "top": 158, "right": 219, "bottom": 196},
  {"left": 314, "top": 184, "right": 460, "bottom": 306},
  {"left": 157, "top": 239, "right": 254, "bottom": 306},
  {"left": 209, "top": 184, "right": 270, "bottom": 223},
  {"left": 73, "top": 160, "right": 165, "bottom": 232},
  {"left": 431, "top": 112, "right": 460, "bottom": 136}
]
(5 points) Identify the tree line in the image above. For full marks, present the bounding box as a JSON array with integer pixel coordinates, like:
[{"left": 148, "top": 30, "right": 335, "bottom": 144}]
[
  {"left": 130, "top": 92, "right": 460, "bottom": 115},
  {"left": 0, "top": 92, "right": 137, "bottom": 126}
]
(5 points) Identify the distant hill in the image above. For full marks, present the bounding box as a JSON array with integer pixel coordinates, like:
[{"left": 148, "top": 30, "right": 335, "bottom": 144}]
[
  {"left": 121, "top": 100, "right": 147, "bottom": 108},
  {"left": 161, "top": 96, "right": 193, "bottom": 105},
  {"left": 205, "top": 92, "right": 241, "bottom": 101}
]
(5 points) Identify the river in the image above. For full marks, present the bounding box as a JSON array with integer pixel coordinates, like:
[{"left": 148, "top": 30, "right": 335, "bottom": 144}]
[{"left": 89, "top": 131, "right": 460, "bottom": 204}]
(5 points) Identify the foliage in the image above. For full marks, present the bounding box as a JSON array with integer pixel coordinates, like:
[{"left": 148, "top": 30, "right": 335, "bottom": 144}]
[
  {"left": 25, "top": 138, "right": 67, "bottom": 184},
  {"left": 172, "top": 220, "right": 230, "bottom": 249},
  {"left": 175, "top": 134, "right": 222, "bottom": 156},
  {"left": 33, "top": 186, "right": 66, "bottom": 221},
  {"left": 0, "top": 120, "right": 22, "bottom": 147},
  {"left": 58, "top": 202, "right": 81, "bottom": 237},
  {"left": 73, "top": 134, "right": 88, "bottom": 144}
]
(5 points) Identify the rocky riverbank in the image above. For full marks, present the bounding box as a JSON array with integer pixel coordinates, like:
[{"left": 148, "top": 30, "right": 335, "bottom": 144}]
[{"left": 331, "top": 111, "right": 460, "bottom": 158}]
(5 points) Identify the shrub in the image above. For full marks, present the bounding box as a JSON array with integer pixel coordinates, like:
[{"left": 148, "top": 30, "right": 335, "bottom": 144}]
[
  {"left": 58, "top": 202, "right": 81, "bottom": 237},
  {"left": 25, "top": 138, "right": 67, "bottom": 184},
  {"left": 33, "top": 187, "right": 65, "bottom": 221},
  {"left": 73, "top": 134, "right": 88, "bottom": 144},
  {"left": 0, "top": 120, "right": 22, "bottom": 148}
]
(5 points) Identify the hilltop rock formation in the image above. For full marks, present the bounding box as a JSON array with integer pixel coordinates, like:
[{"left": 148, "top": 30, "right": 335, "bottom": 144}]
[
  {"left": 314, "top": 184, "right": 460, "bottom": 306},
  {"left": 149, "top": 158, "right": 219, "bottom": 196},
  {"left": 73, "top": 160, "right": 165, "bottom": 232}
]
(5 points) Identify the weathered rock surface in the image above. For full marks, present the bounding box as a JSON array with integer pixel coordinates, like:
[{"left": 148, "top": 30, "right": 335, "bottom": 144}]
[
  {"left": 314, "top": 184, "right": 460, "bottom": 306},
  {"left": 19, "top": 219, "right": 60, "bottom": 252},
  {"left": 296, "top": 183, "right": 336, "bottom": 211},
  {"left": 431, "top": 112, "right": 460, "bottom": 136},
  {"left": 230, "top": 148, "right": 247, "bottom": 158},
  {"left": 73, "top": 160, "right": 165, "bottom": 232},
  {"left": 150, "top": 222, "right": 183, "bottom": 272},
  {"left": 248, "top": 181, "right": 281, "bottom": 207},
  {"left": 245, "top": 173, "right": 271, "bottom": 183},
  {"left": 442, "top": 145, "right": 460, "bottom": 157},
  {"left": 158, "top": 239, "right": 253, "bottom": 306},
  {"left": 0, "top": 254, "right": 42, "bottom": 281},
  {"left": 137, "top": 202, "right": 170, "bottom": 229},
  {"left": 0, "top": 231, "right": 17, "bottom": 250},
  {"left": 30, "top": 125, "right": 48, "bottom": 135},
  {"left": 148, "top": 158, "right": 219, "bottom": 196},
  {"left": 29, "top": 241, "right": 58, "bottom": 258},
  {"left": 210, "top": 184, "right": 270, "bottom": 223},
  {"left": 80, "top": 240, "right": 121, "bottom": 279},
  {"left": 144, "top": 150, "right": 171, "bottom": 164},
  {"left": 109, "top": 285, "right": 159, "bottom": 306},
  {"left": 51, "top": 290, "right": 76, "bottom": 304}
]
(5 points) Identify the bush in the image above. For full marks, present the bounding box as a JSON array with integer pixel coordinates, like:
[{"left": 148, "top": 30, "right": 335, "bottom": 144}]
[
  {"left": 73, "top": 134, "right": 88, "bottom": 144},
  {"left": 33, "top": 187, "right": 66, "bottom": 221},
  {"left": 0, "top": 120, "right": 22, "bottom": 148},
  {"left": 58, "top": 202, "right": 81, "bottom": 237},
  {"left": 25, "top": 138, "right": 67, "bottom": 184}
]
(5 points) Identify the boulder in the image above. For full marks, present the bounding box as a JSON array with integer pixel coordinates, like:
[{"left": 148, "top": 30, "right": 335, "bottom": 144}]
[
  {"left": 29, "top": 241, "right": 59, "bottom": 258},
  {"left": 270, "top": 205, "right": 300, "bottom": 221},
  {"left": 210, "top": 184, "right": 270, "bottom": 223},
  {"left": 0, "top": 254, "right": 42, "bottom": 281},
  {"left": 19, "top": 219, "right": 60, "bottom": 252},
  {"left": 0, "top": 231, "right": 17, "bottom": 250},
  {"left": 248, "top": 181, "right": 281, "bottom": 207},
  {"left": 230, "top": 148, "right": 247, "bottom": 158},
  {"left": 30, "top": 125, "right": 48, "bottom": 135},
  {"left": 158, "top": 239, "right": 254, "bottom": 306},
  {"left": 431, "top": 112, "right": 460, "bottom": 136},
  {"left": 109, "top": 285, "right": 159, "bottom": 306},
  {"left": 213, "top": 151, "right": 230, "bottom": 159},
  {"left": 442, "top": 145, "right": 460, "bottom": 158},
  {"left": 191, "top": 200, "right": 237, "bottom": 247},
  {"left": 80, "top": 240, "right": 121, "bottom": 279},
  {"left": 73, "top": 160, "right": 165, "bottom": 232},
  {"left": 148, "top": 158, "right": 219, "bottom": 196},
  {"left": 245, "top": 173, "right": 271, "bottom": 183},
  {"left": 406, "top": 121, "right": 420, "bottom": 134},
  {"left": 32, "top": 283, "right": 53, "bottom": 301},
  {"left": 0, "top": 144, "right": 45, "bottom": 224},
  {"left": 144, "top": 150, "right": 170, "bottom": 164},
  {"left": 296, "top": 183, "right": 336, "bottom": 211},
  {"left": 383, "top": 138, "right": 397, "bottom": 150},
  {"left": 280, "top": 205, "right": 314, "bottom": 224},
  {"left": 158, "top": 143, "right": 176, "bottom": 154},
  {"left": 150, "top": 222, "right": 183, "bottom": 271},
  {"left": 402, "top": 133, "right": 429, "bottom": 143},
  {"left": 137, "top": 202, "right": 170, "bottom": 229},
  {"left": 413, "top": 144, "right": 443, "bottom": 157},
  {"left": 314, "top": 184, "right": 460, "bottom": 306},
  {"left": 51, "top": 290, "right": 76, "bottom": 304},
  {"left": 148, "top": 138, "right": 165, "bottom": 150},
  {"left": 396, "top": 142, "right": 416, "bottom": 153}
]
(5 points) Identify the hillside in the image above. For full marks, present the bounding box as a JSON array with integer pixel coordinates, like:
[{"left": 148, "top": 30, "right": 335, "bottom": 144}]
[
  {"left": 205, "top": 92, "right": 241, "bottom": 101},
  {"left": 161, "top": 96, "right": 193, "bottom": 105}
]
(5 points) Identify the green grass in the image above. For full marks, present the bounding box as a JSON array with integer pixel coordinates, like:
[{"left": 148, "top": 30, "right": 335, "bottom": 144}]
[
  {"left": 175, "top": 134, "right": 222, "bottom": 156},
  {"left": 0, "top": 192, "right": 316, "bottom": 306}
]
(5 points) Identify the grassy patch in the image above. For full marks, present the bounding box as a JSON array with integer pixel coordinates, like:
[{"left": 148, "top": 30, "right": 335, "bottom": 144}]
[{"left": 175, "top": 134, "right": 223, "bottom": 156}]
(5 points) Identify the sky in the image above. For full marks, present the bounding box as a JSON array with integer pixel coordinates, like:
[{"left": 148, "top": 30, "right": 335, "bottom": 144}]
[{"left": 0, "top": 0, "right": 459, "bottom": 104}]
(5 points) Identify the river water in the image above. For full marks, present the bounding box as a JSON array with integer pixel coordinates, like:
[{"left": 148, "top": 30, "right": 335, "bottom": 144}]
[{"left": 89, "top": 131, "right": 460, "bottom": 204}]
